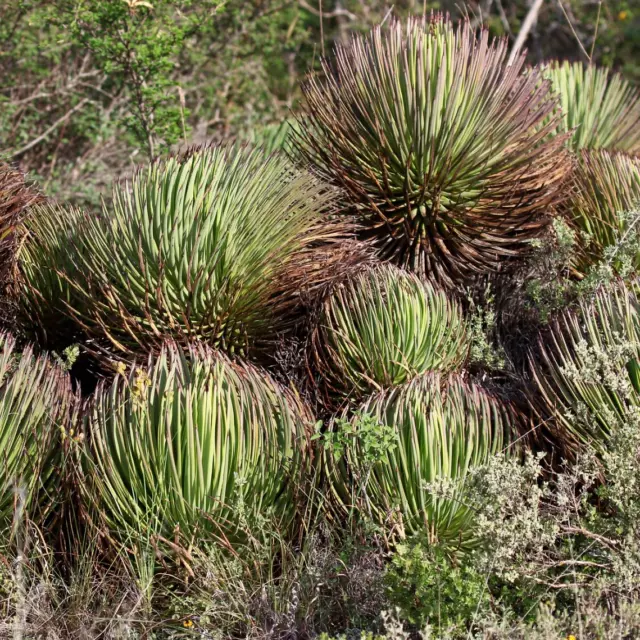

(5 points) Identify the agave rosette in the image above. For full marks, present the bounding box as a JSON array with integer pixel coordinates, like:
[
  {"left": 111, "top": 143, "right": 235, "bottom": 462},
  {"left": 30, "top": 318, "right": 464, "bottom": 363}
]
[
  {"left": 295, "top": 14, "right": 570, "bottom": 287},
  {"left": 324, "top": 372, "right": 513, "bottom": 547},
  {"left": 0, "top": 334, "right": 73, "bottom": 533},
  {"left": 563, "top": 150, "right": 640, "bottom": 275},
  {"left": 530, "top": 283, "right": 640, "bottom": 454},
  {"left": 86, "top": 343, "right": 312, "bottom": 545},
  {"left": 20, "top": 144, "right": 347, "bottom": 358},
  {"left": 316, "top": 264, "right": 468, "bottom": 397},
  {"left": 544, "top": 61, "right": 640, "bottom": 154}
]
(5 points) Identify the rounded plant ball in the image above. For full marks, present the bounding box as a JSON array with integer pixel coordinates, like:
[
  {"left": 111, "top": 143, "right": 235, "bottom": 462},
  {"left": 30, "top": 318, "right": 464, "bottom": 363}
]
[
  {"left": 324, "top": 372, "right": 514, "bottom": 548},
  {"left": 20, "top": 144, "right": 344, "bottom": 359},
  {"left": 86, "top": 343, "right": 312, "bottom": 546},
  {"left": 317, "top": 264, "right": 468, "bottom": 397}
]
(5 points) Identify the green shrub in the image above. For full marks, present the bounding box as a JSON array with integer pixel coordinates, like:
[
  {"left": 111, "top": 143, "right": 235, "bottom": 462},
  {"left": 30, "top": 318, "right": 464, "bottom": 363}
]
[
  {"left": 322, "top": 373, "right": 514, "bottom": 547},
  {"left": 316, "top": 264, "right": 468, "bottom": 397},
  {"left": 295, "top": 14, "right": 570, "bottom": 287},
  {"left": 544, "top": 60, "right": 640, "bottom": 153},
  {"left": 86, "top": 342, "right": 312, "bottom": 548},
  {"left": 385, "top": 540, "right": 490, "bottom": 633},
  {"left": 19, "top": 144, "right": 346, "bottom": 359}
]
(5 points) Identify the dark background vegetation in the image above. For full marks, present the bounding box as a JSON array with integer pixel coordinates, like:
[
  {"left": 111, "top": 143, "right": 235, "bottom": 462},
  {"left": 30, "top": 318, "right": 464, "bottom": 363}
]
[{"left": 1, "top": 0, "right": 638, "bottom": 208}]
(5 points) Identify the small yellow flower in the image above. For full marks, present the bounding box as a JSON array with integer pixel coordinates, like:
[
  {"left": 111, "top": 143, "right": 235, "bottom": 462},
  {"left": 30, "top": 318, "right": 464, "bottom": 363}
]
[
  {"left": 114, "top": 361, "right": 127, "bottom": 376},
  {"left": 618, "top": 10, "right": 629, "bottom": 20},
  {"left": 183, "top": 619, "right": 194, "bottom": 628},
  {"left": 567, "top": 635, "right": 577, "bottom": 640}
]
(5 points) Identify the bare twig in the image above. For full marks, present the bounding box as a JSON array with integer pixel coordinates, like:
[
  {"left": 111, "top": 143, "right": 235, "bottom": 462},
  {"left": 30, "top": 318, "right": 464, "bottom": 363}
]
[
  {"left": 11, "top": 98, "right": 92, "bottom": 158},
  {"left": 507, "top": 0, "right": 545, "bottom": 65},
  {"left": 298, "top": 0, "right": 356, "bottom": 20},
  {"left": 557, "top": 0, "right": 591, "bottom": 61}
]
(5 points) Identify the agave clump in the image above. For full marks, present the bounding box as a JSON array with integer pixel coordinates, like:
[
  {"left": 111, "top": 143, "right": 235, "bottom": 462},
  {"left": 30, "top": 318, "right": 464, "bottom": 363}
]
[
  {"left": 324, "top": 372, "right": 513, "bottom": 547},
  {"left": 0, "top": 334, "right": 73, "bottom": 534},
  {"left": 530, "top": 283, "right": 640, "bottom": 454},
  {"left": 20, "top": 144, "right": 345, "bottom": 358},
  {"left": 316, "top": 264, "right": 468, "bottom": 397},
  {"left": 563, "top": 150, "right": 640, "bottom": 275},
  {"left": 544, "top": 61, "right": 640, "bottom": 154},
  {"left": 295, "top": 15, "right": 569, "bottom": 287},
  {"left": 86, "top": 343, "right": 311, "bottom": 545}
]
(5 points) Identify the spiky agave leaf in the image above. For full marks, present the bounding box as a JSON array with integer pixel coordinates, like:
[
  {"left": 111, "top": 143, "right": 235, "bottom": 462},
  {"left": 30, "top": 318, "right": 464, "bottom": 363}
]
[
  {"left": 324, "top": 372, "right": 513, "bottom": 548},
  {"left": 563, "top": 150, "right": 640, "bottom": 275},
  {"left": 294, "top": 15, "right": 570, "bottom": 287},
  {"left": 530, "top": 282, "right": 640, "bottom": 455},
  {"left": 20, "top": 144, "right": 347, "bottom": 359},
  {"left": 315, "top": 264, "right": 468, "bottom": 398},
  {"left": 86, "top": 342, "right": 312, "bottom": 547},
  {"left": 544, "top": 61, "right": 640, "bottom": 154},
  {"left": 0, "top": 334, "right": 73, "bottom": 534}
]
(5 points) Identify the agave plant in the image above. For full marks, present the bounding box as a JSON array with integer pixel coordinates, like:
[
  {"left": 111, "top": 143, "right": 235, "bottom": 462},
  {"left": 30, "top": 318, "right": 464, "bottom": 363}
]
[
  {"left": 324, "top": 372, "right": 513, "bottom": 547},
  {"left": 20, "top": 144, "right": 347, "bottom": 358},
  {"left": 316, "top": 264, "right": 468, "bottom": 397},
  {"left": 0, "top": 334, "right": 73, "bottom": 534},
  {"left": 294, "top": 15, "right": 570, "bottom": 287},
  {"left": 530, "top": 282, "right": 640, "bottom": 454},
  {"left": 563, "top": 150, "right": 640, "bottom": 275},
  {"left": 86, "top": 343, "right": 311, "bottom": 546},
  {"left": 544, "top": 61, "right": 640, "bottom": 154},
  {"left": 18, "top": 203, "right": 86, "bottom": 344},
  {"left": 0, "top": 163, "right": 42, "bottom": 285}
]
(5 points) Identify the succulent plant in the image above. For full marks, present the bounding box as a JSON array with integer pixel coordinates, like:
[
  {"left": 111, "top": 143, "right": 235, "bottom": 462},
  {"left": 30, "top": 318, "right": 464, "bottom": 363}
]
[
  {"left": 0, "top": 163, "right": 42, "bottom": 286},
  {"left": 324, "top": 372, "right": 514, "bottom": 548},
  {"left": 86, "top": 342, "right": 312, "bottom": 546},
  {"left": 530, "top": 282, "right": 640, "bottom": 454},
  {"left": 18, "top": 203, "right": 86, "bottom": 344},
  {"left": 20, "top": 144, "right": 348, "bottom": 359},
  {"left": 563, "top": 150, "right": 640, "bottom": 276},
  {"left": 294, "top": 15, "right": 570, "bottom": 287},
  {"left": 544, "top": 61, "right": 640, "bottom": 154},
  {"left": 0, "top": 334, "right": 73, "bottom": 533},
  {"left": 316, "top": 264, "right": 468, "bottom": 397}
]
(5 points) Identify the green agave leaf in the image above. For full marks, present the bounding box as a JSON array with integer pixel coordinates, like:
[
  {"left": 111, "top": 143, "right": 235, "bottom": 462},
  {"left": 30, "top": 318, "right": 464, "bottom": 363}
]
[
  {"left": 20, "top": 144, "right": 347, "bottom": 358},
  {"left": 0, "top": 334, "right": 73, "bottom": 535},
  {"left": 317, "top": 264, "right": 468, "bottom": 397},
  {"left": 563, "top": 149, "right": 640, "bottom": 275},
  {"left": 324, "top": 372, "right": 514, "bottom": 549},
  {"left": 530, "top": 282, "right": 640, "bottom": 454},
  {"left": 295, "top": 14, "right": 570, "bottom": 287},
  {"left": 86, "top": 342, "right": 312, "bottom": 546},
  {"left": 544, "top": 61, "right": 640, "bottom": 154}
]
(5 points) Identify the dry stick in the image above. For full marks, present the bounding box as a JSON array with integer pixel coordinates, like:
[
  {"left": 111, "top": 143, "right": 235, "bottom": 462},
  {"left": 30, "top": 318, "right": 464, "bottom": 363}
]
[
  {"left": 590, "top": 0, "right": 603, "bottom": 61},
  {"left": 557, "top": 0, "right": 591, "bottom": 62},
  {"left": 319, "top": 0, "right": 325, "bottom": 57},
  {"left": 507, "top": 0, "right": 545, "bottom": 66},
  {"left": 11, "top": 98, "right": 91, "bottom": 158}
]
